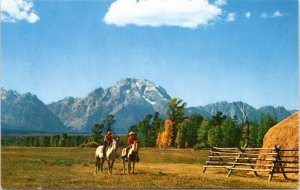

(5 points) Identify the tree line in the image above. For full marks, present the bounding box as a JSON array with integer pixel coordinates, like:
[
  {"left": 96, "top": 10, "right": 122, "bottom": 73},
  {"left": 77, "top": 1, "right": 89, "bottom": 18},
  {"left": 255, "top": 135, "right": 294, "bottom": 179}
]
[
  {"left": 126, "top": 98, "right": 277, "bottom": 149},
  {"left": 1, "top": 133, "right": 130, "bottom": 148},
  {"left": 2, "top": 134, "right": 95, "bottom": 147},
  {"left": 2, "top": 98, "right": 277, "bottom": 148}
]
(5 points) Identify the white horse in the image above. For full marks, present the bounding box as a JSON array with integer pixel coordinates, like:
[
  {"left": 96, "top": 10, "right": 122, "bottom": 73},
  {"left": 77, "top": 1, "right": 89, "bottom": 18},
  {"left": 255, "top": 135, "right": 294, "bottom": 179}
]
[
  {"left": 121, "top": 142, "right": 139, "bottom": 174},
  {"left": 94, "top": 138, "right": 118, "bottom": 174}
]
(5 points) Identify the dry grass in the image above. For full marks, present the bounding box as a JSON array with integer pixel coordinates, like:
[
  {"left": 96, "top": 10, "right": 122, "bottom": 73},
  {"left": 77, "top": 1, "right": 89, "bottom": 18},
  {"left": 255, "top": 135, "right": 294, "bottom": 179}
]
[{"left": 1, "top": 146, "right": 298, "bottom": 189}]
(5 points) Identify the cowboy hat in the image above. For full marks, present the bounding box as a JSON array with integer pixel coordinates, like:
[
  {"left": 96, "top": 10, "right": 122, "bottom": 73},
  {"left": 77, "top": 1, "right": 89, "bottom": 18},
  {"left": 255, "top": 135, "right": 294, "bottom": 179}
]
[{"left": 129, "top": 131, "right": 135, "bottom": 135}]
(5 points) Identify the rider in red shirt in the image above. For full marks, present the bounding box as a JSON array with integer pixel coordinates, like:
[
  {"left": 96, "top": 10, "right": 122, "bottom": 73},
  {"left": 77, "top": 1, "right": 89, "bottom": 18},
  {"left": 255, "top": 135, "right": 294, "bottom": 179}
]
[
  {"left": 103, "top": 131, "right": 113, "bottom": 158},
  {"left": 128, "top": 131, "right": 137, "bottom": 146},
  {"left": 123, "top": 131, "right": 139, "bottom": 161}
]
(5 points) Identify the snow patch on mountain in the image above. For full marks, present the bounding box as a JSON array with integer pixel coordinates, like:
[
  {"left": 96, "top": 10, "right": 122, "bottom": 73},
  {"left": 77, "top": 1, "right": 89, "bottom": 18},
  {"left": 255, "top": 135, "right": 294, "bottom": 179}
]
[{"left": 142, "top": 95, "right": 157, "bottom": 105}]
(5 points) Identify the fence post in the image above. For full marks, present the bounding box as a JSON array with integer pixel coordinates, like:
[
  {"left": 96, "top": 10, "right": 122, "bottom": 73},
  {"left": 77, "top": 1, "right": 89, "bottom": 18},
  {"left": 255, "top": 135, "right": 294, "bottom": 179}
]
[
  {"left": 203, "top": 147, "right": 213, "bottom": 173},
  {"left": 268, "top": 145, "right": 277, "bottom": 181},
  {"left": 276, "top": 145, "right": 288, "bottom": 180},
  {"left": 227, "top": 147, "right": 243, "bottom": 177},
  {"left": 269, "top": 145, "right": 288, "bottom": 181}
]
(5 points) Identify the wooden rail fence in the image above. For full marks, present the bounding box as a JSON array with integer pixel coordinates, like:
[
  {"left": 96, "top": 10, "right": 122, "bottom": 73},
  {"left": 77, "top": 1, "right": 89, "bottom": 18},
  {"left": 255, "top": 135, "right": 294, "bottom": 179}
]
[{"left": 203, "top": 145, "right": 298, "bottom": 181}]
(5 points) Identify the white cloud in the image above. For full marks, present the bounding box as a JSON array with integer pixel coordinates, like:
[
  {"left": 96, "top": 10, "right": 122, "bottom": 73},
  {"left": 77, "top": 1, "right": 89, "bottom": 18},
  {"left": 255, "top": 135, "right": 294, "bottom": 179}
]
[
  {"left": 1, "top": 0, "right": 39, "bottom": 23},
  {"left": 272, "top": 10, "right": 282, "bottom": 18},
  {"left": 214, "top": 0, "right": 227, "bottom": 6},
  {"left": 260, "top": 12, "right": 268, "bottom": 19},
  {"left": 260, "top": 11, "right": 283, "bottom": 19},
  {"left": 104, "top": 0, "right": 223, "bottom": 29},
  {"left": 245, "top": 11, "right": 251, "bottom": 19},
  {"left": 226, "top": 12, "right": 236, "bottom": 22}
]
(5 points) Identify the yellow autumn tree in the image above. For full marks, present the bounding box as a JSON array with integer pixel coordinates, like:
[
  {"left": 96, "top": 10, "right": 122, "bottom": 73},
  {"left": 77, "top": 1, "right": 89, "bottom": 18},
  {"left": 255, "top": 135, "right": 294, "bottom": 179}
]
[
  {"left": 161, "top": 119, "right": 173, "bottom": 148},
  {"left": 175, "top": 126, "right": 182, "bottom": 148},
  {"left": 156, "top": 132, "right": 162, "bottom": 148}
]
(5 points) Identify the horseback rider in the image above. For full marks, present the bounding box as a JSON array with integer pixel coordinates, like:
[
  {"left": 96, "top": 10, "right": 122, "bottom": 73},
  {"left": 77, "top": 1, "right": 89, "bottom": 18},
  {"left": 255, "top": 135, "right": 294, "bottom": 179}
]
[
  {"left": 122, "top": 131, "right": 139, "bottom": 161},
  {"left": 103, "top": 131, "right": 113, "bottom": 158},
  {"left": 128, "top": 131, "right": 137, "bottom": 147}
]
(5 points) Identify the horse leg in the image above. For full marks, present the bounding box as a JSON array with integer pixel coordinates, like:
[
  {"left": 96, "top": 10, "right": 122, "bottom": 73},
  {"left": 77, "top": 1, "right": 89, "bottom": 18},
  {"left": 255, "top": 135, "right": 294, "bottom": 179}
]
[
  {"left": 98, "top": 158, "right": 103, "bottom": 172},
  {"left": 99, "top": 158, "right": 102, "bottom": 172},
  {"left": 110, "top": 160, "right": 115, "bottom": 174},
  {"left": 132, "top": 162, "right": 135, "bottom": 174},
  {"left": 123, "top": 159, "right": 126, "bottom": 174},
  {"left": 94, "top": 157, "right": 99, "bottom": 174},
  {"left": 128, "top": 162, "right": 131, "bottom": 174},
  {"left": 107, "top": 160, "right": 111, "bottom": 174},
  {"left": 100, "top": 158, "right": 104, "bottom": 173}
]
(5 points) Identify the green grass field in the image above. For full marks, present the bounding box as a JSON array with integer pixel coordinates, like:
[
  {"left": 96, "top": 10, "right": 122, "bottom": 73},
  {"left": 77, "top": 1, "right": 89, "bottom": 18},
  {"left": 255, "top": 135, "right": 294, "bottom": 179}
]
[{"left": 1, "top": 146, "right": 298, "bottom": 189}]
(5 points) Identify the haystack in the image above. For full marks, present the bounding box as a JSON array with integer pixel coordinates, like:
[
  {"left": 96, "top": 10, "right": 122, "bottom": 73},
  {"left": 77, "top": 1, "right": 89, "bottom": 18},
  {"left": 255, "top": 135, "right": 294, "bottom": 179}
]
[
  {"left": 257, "top": 112, "right": 299, "bottom": 178},
  {"left": 261, "top": 112, "right": 298, "bottom": 150}
]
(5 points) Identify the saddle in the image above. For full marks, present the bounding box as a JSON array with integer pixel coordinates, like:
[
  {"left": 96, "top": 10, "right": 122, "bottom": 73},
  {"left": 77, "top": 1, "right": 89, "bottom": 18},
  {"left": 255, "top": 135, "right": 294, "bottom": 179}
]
[
  {"left": 121, "top": 147, "right": 130, "bottom": 158},
  {"left": 102, "top": 144, "right": 111, "bottom": 158},
  {"left": 100, "top": 146, "right": 107, "bottom": 153},
  {"left": 121, "top": 146, "right": 140, "bottom": 162}
]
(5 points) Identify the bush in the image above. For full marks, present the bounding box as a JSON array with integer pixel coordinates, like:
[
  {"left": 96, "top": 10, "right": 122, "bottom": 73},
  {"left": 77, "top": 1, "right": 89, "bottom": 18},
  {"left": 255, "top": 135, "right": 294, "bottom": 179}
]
[{"left": 193, "top": 142, "right": 207, "bottom": 150}]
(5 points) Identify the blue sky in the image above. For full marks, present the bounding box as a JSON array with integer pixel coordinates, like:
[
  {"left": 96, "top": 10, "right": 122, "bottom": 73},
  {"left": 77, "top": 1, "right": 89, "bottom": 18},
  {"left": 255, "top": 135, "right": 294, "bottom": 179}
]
[{"left": 1, "top": 0, "right": 298, "bottom": 110}]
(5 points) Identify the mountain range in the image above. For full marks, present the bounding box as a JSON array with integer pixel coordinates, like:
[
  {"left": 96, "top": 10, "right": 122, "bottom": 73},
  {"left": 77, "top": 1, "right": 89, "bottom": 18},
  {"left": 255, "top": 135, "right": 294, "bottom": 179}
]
[
  {"left": 186, "top": 101, "right": 294, "bottom": 123},
  {"left": 1, "top": 89, "right": 68, "bottom": 133},
  {"left": 47, "top": 79, "right": 170, "bottom": 133},
  {"left": 1, "top": 78, "right": 296, "bottom": 134}
]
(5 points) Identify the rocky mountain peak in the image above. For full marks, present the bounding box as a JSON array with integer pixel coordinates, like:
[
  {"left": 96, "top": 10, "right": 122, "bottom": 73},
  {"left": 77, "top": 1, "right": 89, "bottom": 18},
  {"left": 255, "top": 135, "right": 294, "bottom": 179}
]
[
  {"left": 1, "top": 89, "right": 20, "bottom": 100},
  {"left": 46, "top": 78, "right": 171, "bottom": 133},
  {"left": 88, "top": 87, "right": 105, "bottom": 99},
  {"left": 109, "top": 78, "right": 170, "bottom": 106},
  {"left": 1, "top": 88, "right": 67, "bottom": 133}
]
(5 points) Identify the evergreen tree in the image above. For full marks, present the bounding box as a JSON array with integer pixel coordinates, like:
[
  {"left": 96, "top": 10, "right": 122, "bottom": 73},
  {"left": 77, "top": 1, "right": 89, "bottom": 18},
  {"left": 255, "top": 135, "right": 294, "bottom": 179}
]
[
  {"left": 59, "top": 134, "right": 68, "bottom": 147},
  {"left": 211, "top": 111, "right": 226, "bottom": 127},
  {"left": 165, "top": 98, "right": 186, "bottom": 147},
  {"left": 197, "top": 118, "right": 210, "bottom": 146},
  {"left": 50, "top": 135, "right": 55, "bottom": 147},
  {"left": 208, "top": 126, "right": 223, "bottom": 147},
  {"left": 103, "top": 114, "right": 115, "bottom": 134},
  {"left": 257, "top": 114, "right": 276, "bottom": 146},
  {"left": 137, "top": 114, "right": 153, "bottom": 147},
  {"left": 54, "top": 135, "right": 60, "bottom": 147},
  {"left": 91, "top": 123, "right": 104, "bottom": 142},
  {"left": 128, "top": 124, "right": 138, "bottom": 135},
  {"left": 150, "top": 112, "right": 165, "bottom": 146},
  {"left": 176, "top": 121, "right": 187, "bottom": 148},
  {"left": 175, "top": 114, "right": 203, "bottom": 148},
  {"left": 221, "top": 118, "right": 241, "bottom": 147},
  {"left": 186, "top": 114, "right": 203, "bottom": 147},
  {"left": 33, "top": 136, "right": 40, "bottom": 147},
  {"left": 129, "top": 112, "right": 164, "bottom": 147},
  {"left": 91, "top": 114, "right": 115, "bottom": 144},
  {"left": 249, "top": 120, "right": 259, "bottom": 147},
  {"left": 207, "top": 112, "right": 226, "bottom": 147},
  {"left": 39, "top": 136, "right": 49, "bottom": 147}
]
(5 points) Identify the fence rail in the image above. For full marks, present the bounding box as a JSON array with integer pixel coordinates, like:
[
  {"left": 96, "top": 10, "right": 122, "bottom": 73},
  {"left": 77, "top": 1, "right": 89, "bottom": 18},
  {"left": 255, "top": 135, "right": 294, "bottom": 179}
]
[{"left": 203, "top": 145, "right": 299, "bottom": 181}]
